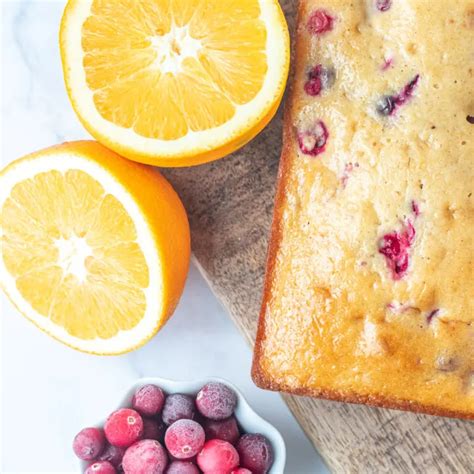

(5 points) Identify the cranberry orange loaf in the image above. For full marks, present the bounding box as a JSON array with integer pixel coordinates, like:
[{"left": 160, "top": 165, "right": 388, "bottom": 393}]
[{"left": 252, "top": 0, "right": 474, "bottom": 418}]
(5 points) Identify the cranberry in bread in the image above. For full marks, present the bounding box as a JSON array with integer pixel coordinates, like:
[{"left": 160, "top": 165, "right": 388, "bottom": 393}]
[{"left": 252, "top": 0, "right": 473, "bottom": 419}]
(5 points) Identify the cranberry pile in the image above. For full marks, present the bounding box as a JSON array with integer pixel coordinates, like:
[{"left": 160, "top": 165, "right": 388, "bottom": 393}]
[{"left": 73, "top": 382, "right": 274, "bottom": 474}]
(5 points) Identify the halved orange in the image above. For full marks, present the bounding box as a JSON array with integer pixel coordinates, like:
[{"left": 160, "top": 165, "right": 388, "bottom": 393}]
[
  {"left": 60, "top": 0, "right": 290, "bottom": 167},
  {"left": 0, "top": 141, "right": 190, "bottom": 354}
]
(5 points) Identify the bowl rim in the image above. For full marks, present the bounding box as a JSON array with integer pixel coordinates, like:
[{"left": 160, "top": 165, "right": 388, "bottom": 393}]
[{"left": 77, "top": 376, "right": 286, "bottom": 473}]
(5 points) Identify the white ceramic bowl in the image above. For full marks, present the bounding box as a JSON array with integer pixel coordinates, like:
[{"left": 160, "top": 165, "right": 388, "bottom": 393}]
[{"left": 78, "top": 377, "right": 286, "bottom": 473}]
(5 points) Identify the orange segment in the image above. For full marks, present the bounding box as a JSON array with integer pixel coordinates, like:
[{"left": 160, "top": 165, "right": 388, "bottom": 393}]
[
  {"left": 0, "top": 141, "right": 190, "bottom": 354},
  {"left": 60, "top": 0, "right": 290, "bottom": 166}
]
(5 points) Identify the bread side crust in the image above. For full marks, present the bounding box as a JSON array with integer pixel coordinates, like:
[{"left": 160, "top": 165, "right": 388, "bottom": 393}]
[{"left": 251, "top": 2, "right": 473, "bottom": 422}]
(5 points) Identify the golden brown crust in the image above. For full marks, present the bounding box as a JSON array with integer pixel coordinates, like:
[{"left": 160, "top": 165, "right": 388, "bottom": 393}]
[{"left": 252, "top": 0, "right": 473, "bottom": 421}]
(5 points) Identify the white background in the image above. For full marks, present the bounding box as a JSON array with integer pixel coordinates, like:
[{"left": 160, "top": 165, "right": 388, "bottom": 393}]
[{"left": 0, "top": 1, "right": 328, "bottom": 472}]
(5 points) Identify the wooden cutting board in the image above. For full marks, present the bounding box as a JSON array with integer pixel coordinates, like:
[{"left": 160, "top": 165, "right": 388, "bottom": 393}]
[{"left": 162, "top": 1, "right": 473, "bottom": 471}]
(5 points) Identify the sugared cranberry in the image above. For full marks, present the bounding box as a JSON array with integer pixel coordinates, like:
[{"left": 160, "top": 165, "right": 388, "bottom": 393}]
[
  {"left": 85, "top": 461, "right": 116, "bottom": 474},
  {"left": 203, "top": 416, "right": 240, "bottom": 445},
  {"left": 162, "top": 394, "right": 195, "bottom": 425},
  {"left": 96, "top": 444, "right": 125, "bottom": 468},
  {"left": 73, "top": 427, "right": 105, "bottom": 461},
  {"left": 167, "top": 461, "right": 200, "bottom": 474},
  {"left": 297, "top": 121, "right": 329, "bottom": 156},
  {"left": 307, "top": 9, "right": 334, "bottom": 35},
  {"left": 196, "top": 382, "right": 237, "bottom": 421},
  {"left": 197, "top": 439, "right": 240, "bottom": 473},
  {"left": 378, "top": 221, "right": 415, "bottom": 279},
  {"left": 231, "top": 469, "right": 253, "bottom": 474},
  {"left": 376, "top": 0, "right": 392, "bottom": 12},
  {"left": 377, "top": 75, "right": 420, "bottom": 116},
  {"left": 142, "top": 417, "right": 165, "bottom": 441},
  {"left": 165, "top": 419, "right": 205, "bottom": 460},
  {"left": 104, "top": 409, "right": 143, "bottom": 448},
  {"left": 304, "top": 64, "right": 335, "bottom": 96},
  {"left": 122, "top": 439, "right": 168, "bottom": 474},
  {"left": 237, "top": 434, "right": 274, "bottom": 474},
  {"left": 427, "top": 309, "right": 440, "bottom": 324},
  {"left": 132, "top": 385, "right": 165, "bottom": 417}
]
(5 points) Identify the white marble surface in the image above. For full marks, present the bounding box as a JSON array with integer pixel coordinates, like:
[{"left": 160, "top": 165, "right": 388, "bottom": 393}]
[{"left": 0, "top": 1, "right": 329, "bottom": 473}]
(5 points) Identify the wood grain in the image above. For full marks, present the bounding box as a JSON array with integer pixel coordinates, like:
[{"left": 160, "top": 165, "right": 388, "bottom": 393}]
[{"left": 162, "top": 1, "right": 474, "bottom": 471}]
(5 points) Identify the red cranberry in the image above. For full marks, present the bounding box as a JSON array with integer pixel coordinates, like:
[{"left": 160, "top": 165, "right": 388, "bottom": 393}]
[
  {"left": 104, "top": 409, "right": 144, "bottom": 448},
  {"left": 132, "top": 385, "right": 165, "bottom": 417},
  {"left": 165, "top": 419, "right": 205, "bottom": 460},
  {"left": 231, "top": 469, "right": 253, "bottom": 474},
  {"left": 85, "top": 461, "right": 116, "bottom": 474},
  {"left": 398, "top": 74, "right": 420, "bottom": 105},
  {"left": 376, "top": 95, "right": 396, "bottom": 116},
  {"left": 196, "top": 382, "right": 237, "bottom": 421},
  {"left": 142, "top": 417, "right": 164, "bottom": 441},
  {"left": 237, "top": 434, "right": 274, "bottom": 474},
  {"left": 304, "top": 65, "right": 335, "bottom": 96},
  {"left": 197, "top": 439, "right": 240, "bottom": 473},
  {"left": 376, "top": 0, "right": 392, "bottom": 11},
  {"left": 73, "top": 427, "right": 105, "bottom": 461},
  {"left": 377, "top": 75, "right": 420, "bottom": 116},
  {"left": 162, "top": 394, "right": 195, "bottom": 425},
  {"left": 307, "top": 9, "right": 334, "bottom": 35},
  {"left": 297, "top": 121, "right": 329, "bottom": 156},
  {"left": 381, "top": 56, "right": 394, "bottom": 71},
  {"left": 203, "top": 416, "right": 240, "bottom": 445},
  {"left": 122, "top": 439, "right": 168, "bottom": 474},
  {"left": 427, "top": 309, "right": 440, "bottom": 324},
  {"left": 167, "top": 461, "right": 200, "bottom": 474},
  {"left": 378, "top": 221, "right": 415, "bottom": 279},
  {"left": 96, "top": 444, "right": 125, "bottom": 468}
]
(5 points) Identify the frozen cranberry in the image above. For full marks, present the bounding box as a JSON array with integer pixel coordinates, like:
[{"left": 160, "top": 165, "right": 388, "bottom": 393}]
[
  {"left": 105, "top": 409, "right": 144, "bottom": 448},
  {"left": 132, "top": 385, "right": 165, "bottom": 417},
  {"left": 197, "top": 439, "right": 240, "bottom": 473},
  {"left": 307, "top": 9, "right": 334, "bottom": 35},
  {"left": 165, "top": 419, "right": 205, "bottom": 460},
  {"left": 304, "top": 65, "right": 335, "bottom": 96},
  {"left": 122, "top": 439, "right": 168, "bottom": 474},
  {"left": 376, "top": 0, "right": 392, "bottom": 12},
  {"left": 196, "top": 382, "right": 237, "bottom": 421},
  {"left": 167, "top": 461, "right": 200, "bottom": 474},
  {"left": 142, "top": 417, "right": 164, "bottom": 441},
  {"left": 162, "top": 394, "right": 195, "bottom": 425},
  {"left": 237, "top": 434, "right": 274, "bottom": 474},
  {"left": 73, "top": 427, "right": 105, "bottom": 461},
  {"left": 96, "top": 444, "right": 125, "bottom": 468},
  {"left": 85, "top": 461, "right": 117, "bottom": 474},
  {"left": 378, "top": 221, "right": 415, "bottom": 279},
  {"left": 297, "top": 121, "right": 329, "bottom": 156},
  {"left": 203, "top": 417, "right": 240, "bottom": 445},
  {"left": 231, "top": 469, "right": 253, "bottom": 474}
]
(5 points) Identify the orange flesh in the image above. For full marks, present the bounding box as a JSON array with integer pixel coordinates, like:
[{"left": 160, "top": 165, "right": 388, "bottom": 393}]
[
  {"left": 81, "top": 0, "right": 268, "bottom": 140},
  {"left": 1, "top": 169, "right": 148, "bottom": 339}
]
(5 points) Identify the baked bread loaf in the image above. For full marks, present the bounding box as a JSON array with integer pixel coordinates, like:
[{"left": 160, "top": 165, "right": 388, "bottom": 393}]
[{"left": 252, "top": 0, "right": 473, "bottom": 419}]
